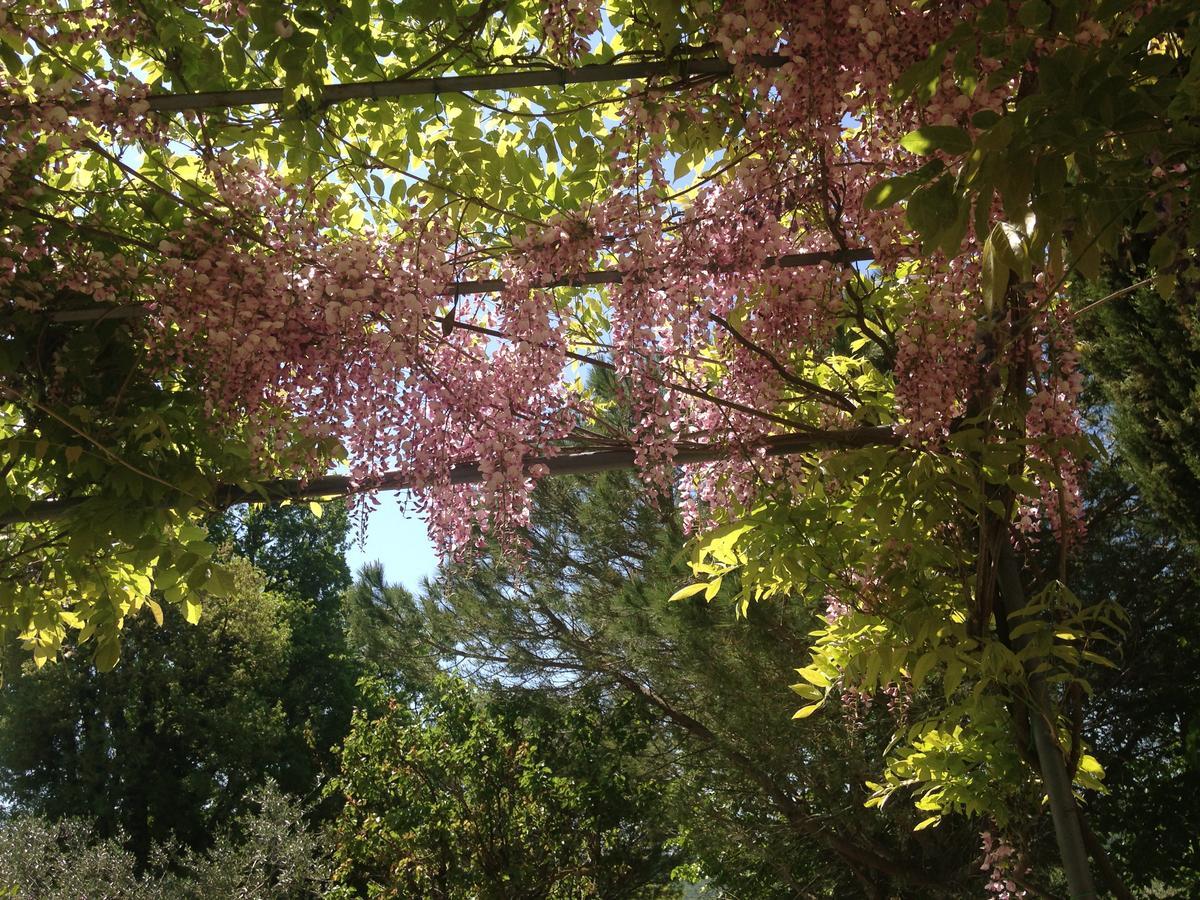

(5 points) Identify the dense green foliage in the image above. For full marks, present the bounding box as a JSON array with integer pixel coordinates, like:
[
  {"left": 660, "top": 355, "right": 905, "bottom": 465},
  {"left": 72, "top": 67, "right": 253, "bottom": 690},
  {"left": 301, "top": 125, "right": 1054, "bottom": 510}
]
[
  {"left": 4, "top": 429, "right": 1199, "bottom": 897},
  {"left": 1084, "top": 278, "right": 1200, "bottom": 544},
  {"left": 0, "top": 553, "right": 293, "bottom": 861},
  {"left": 1061, "top": 456, "right": 1200, "bottom": 894},
  {"left": 0, "top": 504, "right": 355, "bottom": 863},
  {"left": 345, "top": 454, "right": 1200, "bottom": 896},
  {"left": 363, "top": 473, "right": 981, "bottom": 895},
  {"left": 329, "top": 678, "right": 677, "bottom": 899},
  {"left": 210, "top": 502, "right": 360, "bottom": 810},
  {"left": 0, "top": 782, "right": 333, "bottom": 899}
]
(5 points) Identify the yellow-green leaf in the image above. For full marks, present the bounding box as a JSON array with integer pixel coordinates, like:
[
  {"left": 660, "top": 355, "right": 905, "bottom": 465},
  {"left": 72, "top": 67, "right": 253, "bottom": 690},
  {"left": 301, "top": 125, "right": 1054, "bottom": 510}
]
[
  {"left": 790, "top": 682, "right": 823, "bottom": 700},
  {"left": 796, "top": 665, "right": 831, "bottom": 687},
  {"left": 703, "top": 577, "right": 723, "bottom": 601},
  {"left": 792, "top": 702, "right": 823, "bottom": 720},
  {"left": 183, "top": 598, "right": 202, "bottom": 625},
  {"left": 178, "top": 523, "right": 208, "bottom": 543},
  {"left": 943, "top": 660, "right": 965, "bottom": 699},
  {"left": 94, "top": 640, "right": 120, "bottom": 672},
  {"left": 911, "top": 652, "right": 938, "bottom": 688},
  {"left": 900, "top": 125, "right": 971, "bottom": 156},
  {"left": 667, "top": 583, "right": 707, "bottom": 603}
]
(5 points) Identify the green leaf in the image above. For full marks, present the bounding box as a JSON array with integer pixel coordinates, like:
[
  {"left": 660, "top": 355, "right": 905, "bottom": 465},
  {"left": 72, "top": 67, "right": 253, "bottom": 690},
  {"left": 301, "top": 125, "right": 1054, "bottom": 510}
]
[
  {"left": 1082, "top": 650, "right": 1117, "bottom": 668},
  {"left": 864, "top": 175, "right": 921, "bottom": 210},
  {"left": 698, "top": 522, "right": 753, "bottom": 564},
  {"left": 0, "top": 42, "right": 24, "bottom": 75},
  {"left": 204, "top": 564, "right": 236, "bottom": 596},
  {"left": 1009, "top": 619, "right": 1046, "bottom": 641},
  {"left": 178, "top": 523, "right": 208, "bottom": 543},
  {"left": 1070, "top": 228, "right": 1102, "bottom": 280},
  {"left": 792, "top": 702, "right": 823, "bottom": 720},
  {"left": 934, "top": 194, "right": 970, "bottom": 256},
  {"left": 913, "top": 815, "right": 942, "bottom": 831},
  {"left": 894, "top": 50, "right": 946, "bottom": 103},
  {"left": 971, "top": 109, "right": 1002, "bottom": 129},
  {"left": 990, "top": 221, "right": 1030, "bottom": 280},
  {"left": 667, "top": 583, "right": 707, "bottom": 603},
  {"left": 1017, "top": 0, "right": 1051, "bottom": 29},
  {"left": 672, "top": 153, "right": 691, "bottom": 183},
  {"left": 981, "top": 236, "right": 1009, "bottom": 313},
  {"left": 187, "top": 540, "right": 215, "bottom": 559},
  {"left": 94, "top": 639, "right": 121, "bottom": 672},
  {"left": 906, "top": 177, "right": 958, "bottom": 244},
  {"left": 1149, "top": 235, "right": 1178, "bottom": 270},
  {"left": 864, "top": 160, "right": 945, "bottom": 210},
  {"left": 796, "top": 665, "right": 831, "bottom": 687},
  {"left": 308, "top": 500, "right": 324, "bottom": 518},
  {"left": 900, "top": 126, "right": 971, "bottom": 156},
  {"left": 223, "top": 42, "right": 247, "bottom": 79},
  {"left": 975, "top": 115, "right": 1017, "bottom": 151},
  {"left": 183, "top": 597, "right": 203, "bottom": 625},
  {"left": 911, "top": 652, "right": 938, "bottom": 688},
  {"left": 790, "top": 682, "right": 823, "bottom": 700},
  {"left": 703, "top": 576, "right": 724, "bottom": 601},
  {"left": 295, "top": 9, "right": 325, "bottom": 29},
  {"left": 943, "top": 660, "right": 965, "bottom": 699}
]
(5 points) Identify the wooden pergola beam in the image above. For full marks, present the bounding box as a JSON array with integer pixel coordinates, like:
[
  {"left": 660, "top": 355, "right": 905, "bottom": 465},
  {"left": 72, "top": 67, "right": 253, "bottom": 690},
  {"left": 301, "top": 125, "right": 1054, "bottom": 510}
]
[
  {"left": 145, "top": 55, "right": 786, "bottom": 113},
  {"left": 50, "top": 248, "right": 874, "bottom": 323},
  {"left": 0, "top": 426, "right": 900, "bottom": 527}
]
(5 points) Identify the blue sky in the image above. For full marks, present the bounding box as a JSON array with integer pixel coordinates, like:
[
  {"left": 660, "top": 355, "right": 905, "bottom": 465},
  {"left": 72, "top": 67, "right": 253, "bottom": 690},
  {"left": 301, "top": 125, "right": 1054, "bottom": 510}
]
[{"left": 344, "top": 492, "right": 439, "bottom": 594}]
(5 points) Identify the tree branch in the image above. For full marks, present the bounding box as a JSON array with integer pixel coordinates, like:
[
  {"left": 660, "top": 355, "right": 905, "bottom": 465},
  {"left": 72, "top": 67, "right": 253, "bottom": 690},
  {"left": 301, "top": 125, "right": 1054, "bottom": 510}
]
[
  {"left": 449, "top": 318, "right": 817, "bottom": 432},
  {"left": 707, "top": 310, "right": 856, "bottom": 411},
  {"left": 530, "top": 601, "right": 942, "bottom": 889}
]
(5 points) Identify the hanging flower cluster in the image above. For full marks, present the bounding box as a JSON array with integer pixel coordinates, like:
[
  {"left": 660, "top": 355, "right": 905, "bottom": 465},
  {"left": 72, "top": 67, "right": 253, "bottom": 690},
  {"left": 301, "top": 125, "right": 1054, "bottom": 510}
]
[
  {"left": 541, "top": 0, "right": 602, "bottom": 63},
  {"left": 0, "top": 4, "right": 159, "bottom": 312},
  {"left": 0, "top": 0, "right": 1118, "bottom": 557}
]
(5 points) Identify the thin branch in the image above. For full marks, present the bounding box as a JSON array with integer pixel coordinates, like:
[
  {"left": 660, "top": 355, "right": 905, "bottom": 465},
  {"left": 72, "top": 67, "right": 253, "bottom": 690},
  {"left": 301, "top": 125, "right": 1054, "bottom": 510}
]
[
  {"left": 82, "top": 140, "right": 214, "bottom": 224},
  {"left": 529, "top": 602, "right": 941, "bottom": 888},
  {"left": 1067, "top": 277, "right": 1153, "bottom": 320},
  {"left": 0, "top": 386, "right": 196, "bottom": 504},
  {"left": 708, "top": 310, "right": 856, "bottom": 411},
  {"left": 449, "top": 318, "right": 815, "bottom": 432},
  {"left": 11, "top": 202, "right": 159, "bottom": 253},
  {"left": 334, "top": 132, "right": 542, "bottom": 226}
]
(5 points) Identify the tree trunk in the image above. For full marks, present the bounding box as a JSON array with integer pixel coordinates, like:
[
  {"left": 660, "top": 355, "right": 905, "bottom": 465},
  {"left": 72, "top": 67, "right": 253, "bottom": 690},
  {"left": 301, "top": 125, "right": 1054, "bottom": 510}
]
[{"left": 997, "top": 544, "right": 1097, "bottom": 900}]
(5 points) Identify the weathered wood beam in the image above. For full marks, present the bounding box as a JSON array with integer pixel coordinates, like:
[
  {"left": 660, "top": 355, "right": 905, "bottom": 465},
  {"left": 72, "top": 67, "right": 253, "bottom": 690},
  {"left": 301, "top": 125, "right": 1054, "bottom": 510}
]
[
  {"left": 145, "top": 55, "right": 786, "bottom": 113},
  {"left": 0, "top": 426, "right": 900, "bottom": 526},
  {"left": 49, "top": 248, "right": 875, "bottom": 323}
]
